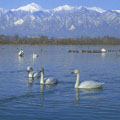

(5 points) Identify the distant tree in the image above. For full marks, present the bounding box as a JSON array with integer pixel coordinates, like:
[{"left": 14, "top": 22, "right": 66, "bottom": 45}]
[{"left": 14, "top": 34, "right": 19, "bottom": 41}]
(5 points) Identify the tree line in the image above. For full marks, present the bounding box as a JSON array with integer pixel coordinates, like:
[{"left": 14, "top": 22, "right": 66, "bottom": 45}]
[{"left": 0, "top": 34, "right": 120, "bottom": 45}]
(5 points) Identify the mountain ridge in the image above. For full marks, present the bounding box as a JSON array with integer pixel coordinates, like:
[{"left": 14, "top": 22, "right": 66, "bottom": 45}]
[{"left": 0, "top": 3, "right": 120, "bottom": 38}]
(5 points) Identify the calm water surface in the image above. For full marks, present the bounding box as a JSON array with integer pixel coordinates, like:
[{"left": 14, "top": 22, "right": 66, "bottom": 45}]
[{"left": 0, "top": 45, "right": 120, "bottom": 120}]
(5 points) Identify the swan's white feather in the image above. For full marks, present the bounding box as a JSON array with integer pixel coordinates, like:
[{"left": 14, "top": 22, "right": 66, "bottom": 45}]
[
  {"left": 18, "top": 50, "right": 24, "bottom": 57},
  {"left": 28, "top": 71, "right": 40, "bottom": 78},
  {"left": 79, "top": 81, "right": 104, "bottom": 89},
  {"left": 28, "top": 71, "right": 34, "bottom": 78},
  {"left": 33, "top": 53, "right": 38, "bottom": 59},
  {"left": 40, "top": 68, "right": 58, "bottom": 85},
  {"left": 72, "top": 69, "right": 104, "bottom": 89},
  {"left": 33, "top": 72, "right": 40, "bottom": 78},
  {"left": 45, "top": 77, "right": 58, "bottom": 85}
]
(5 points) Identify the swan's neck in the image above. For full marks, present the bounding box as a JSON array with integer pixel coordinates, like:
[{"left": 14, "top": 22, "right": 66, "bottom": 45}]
[
  {"left": 40, "top": 72, "right": 44, "bottom": 84},
  {"left": 75, "top": 73, "right": 80, "bottom": 88},
  {"left": 28, "top": 71, "right": 33, "bottom": 78}
]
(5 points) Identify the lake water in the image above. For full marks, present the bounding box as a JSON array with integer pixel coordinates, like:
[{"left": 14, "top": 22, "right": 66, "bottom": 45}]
[{"left": 0, "top": 45, "right": 120, "bottom": 120}]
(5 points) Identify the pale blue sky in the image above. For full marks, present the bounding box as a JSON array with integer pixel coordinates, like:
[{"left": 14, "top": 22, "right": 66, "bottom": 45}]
[{"left": 0, "top": 0, "right": 120, "bottom": 10}]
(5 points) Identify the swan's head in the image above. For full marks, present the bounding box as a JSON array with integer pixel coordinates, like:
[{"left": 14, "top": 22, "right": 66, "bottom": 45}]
[
  {"left": 40, "top": 68, "right": 44, "bottom": 73},
  {"left": 27, "top": 66, "right": 33, "bottom": 72},
  {"left": 72, "top": 69, "right": 79, "bottom": 74},
  {"left": 20, "top": 49, "right": 23, "bottom": 52}
]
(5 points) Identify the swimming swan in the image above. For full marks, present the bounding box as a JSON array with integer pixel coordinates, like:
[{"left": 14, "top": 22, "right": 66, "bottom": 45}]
[
  {"left": 18, "top": 49, "right": 24, "bottom": 57},
  {"left": 72, "top": 70, "right": 104, "bottom": 89},
  {"left": 101, "top": 48, "right": 107, "bottom": 53},
  {"left": 33, "top": 52, "right": 39, "bottom": 59},
  {"left": 40, "top": 68, "right": 58, "bottom": 85},
  {"left": 27, "top": 66, "right": 40, "bottom": 78}
]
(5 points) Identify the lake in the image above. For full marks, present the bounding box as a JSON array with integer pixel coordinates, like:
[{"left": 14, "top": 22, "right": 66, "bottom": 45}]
[{"left": 0, "top": 45, "right": 120, "bottom": 120}]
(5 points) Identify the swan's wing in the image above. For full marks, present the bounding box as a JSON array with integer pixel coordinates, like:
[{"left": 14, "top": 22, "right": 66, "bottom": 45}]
[
  {"left": 18, "top": 51, "right": 21, "bottom": 55},
  {"left": 33, "top": 72, "right": 40, "bottom": 78},
  {"left": 18, "top": 51, "right": 24, "bottom": 56},
  {"left": 45, "top": 77, "right": 58, "bottom": 85},
  {"left": 28, "top": 71, "right": 34, "bottom": 78},
  {"left": 35, "top": 54, "right": 38, "bottom": 57},
  {"left": 79, "top": 81, "right": 104, "bottom": 89}
]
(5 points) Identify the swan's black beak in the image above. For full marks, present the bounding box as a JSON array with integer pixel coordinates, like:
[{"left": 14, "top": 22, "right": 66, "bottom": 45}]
[
  {"left": 71, "top": 71, "right": 74, "bottom": 74},
  {"left": 40, "top": 68, "right": 44, "bottom": 72}
]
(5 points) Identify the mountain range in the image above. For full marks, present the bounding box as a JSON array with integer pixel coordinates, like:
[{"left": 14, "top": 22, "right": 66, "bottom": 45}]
[{"left": 0, "top": 3, "right": 120, "bottom": 38}]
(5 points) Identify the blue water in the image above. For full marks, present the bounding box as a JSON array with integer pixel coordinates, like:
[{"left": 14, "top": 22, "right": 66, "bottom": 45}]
[{"left": 0, "top": 45, "right": 120, "bottom": 120}]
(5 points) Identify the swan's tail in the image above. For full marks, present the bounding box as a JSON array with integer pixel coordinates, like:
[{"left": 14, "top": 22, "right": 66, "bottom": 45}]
[{"left": 98, "top": 83, "right": 104, "bottom": 88}]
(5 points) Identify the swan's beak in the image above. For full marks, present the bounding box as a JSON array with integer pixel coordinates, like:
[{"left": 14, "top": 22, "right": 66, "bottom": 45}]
[
  {"left": 71, "top": 71, "right": 74, "bottom": 74},
  {"left": 40, "top": 70, "right": 43, "bottom": 72}
]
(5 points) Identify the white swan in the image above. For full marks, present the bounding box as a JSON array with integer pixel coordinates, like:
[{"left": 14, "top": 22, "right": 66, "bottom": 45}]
[
  {"left": 72, "top": 70, "right": 104, "bottom": 89},
  {"left": 101, "top": 48, "right": 106, "bottom": 53},
  {"left": 33, "top": 52, "right": 38, "bottom": 59},
  {"left": 40, "top": 68, "right": 58, "bottom": 85},
  {"left": 18, "top": 49, "right": 24, "bottom": 57},
  {"left": 27, "top": 66, "right": 40, "bottom": 78}
]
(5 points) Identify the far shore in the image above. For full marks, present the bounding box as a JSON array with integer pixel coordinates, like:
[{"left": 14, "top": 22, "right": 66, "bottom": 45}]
[{"left": 0, "top": 34, "right": 120, "bottom": 45}]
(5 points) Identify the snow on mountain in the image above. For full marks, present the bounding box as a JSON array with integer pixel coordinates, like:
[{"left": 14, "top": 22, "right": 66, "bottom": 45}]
[
  {"left": 14, "top": 19, "right": 24, "bottom": 25},
  {"left": 12, "top": 3, "right": 44, "bottom": 13},
  {"left": 53, "top": 5, "right": 74, "bottom": 12},
  {"left": 11, "top": 3, "right": 106, "bottom": 14},
  {"left": 0, "top": 8, "right": 7, "bottom": 13},
  {"left": 112, "top": 10, "right": 120, "bottom": 13},
  {"left": 52, "top": 5, "right": 106, "bottom": 13},
  {"left": 69, "top": 25, "right": 75, "bottom": 31},
  {"left": 30, "top": 15, "right": 35, "bottom": 20},
  {"left": 87, "top": 7, "right": 106, "bottom": 13},
  {"left": 0, "top": 8, "right": 4, "bottom": 11}
]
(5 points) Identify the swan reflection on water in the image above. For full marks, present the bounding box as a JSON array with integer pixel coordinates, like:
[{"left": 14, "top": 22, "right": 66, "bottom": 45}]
[
  {"left": 18, "top": 56, "right": 24, "bottom": 63},
  {"left": 39, "top": 84, "right": 57, "bottom": 100},
  {"left": 80, "top": 88, "right": 103, "bottom": 93},
  {"left": 101, "top": 53, "right": 106, "bottom": 58},
  {"left": 27, "top": 78, "right": 58, "bottom": 100},
  {"left": 27, "top": 77, "right": 34, "bottom": 87},
  {"left": 75, "top": 88, "right": 103, "bottom": 101},
  {"left": 75, "top": 88, "right": 80, "bottom": 101},
  {"left": 40, "top": 85, "right": 45, "bottom": 100}
]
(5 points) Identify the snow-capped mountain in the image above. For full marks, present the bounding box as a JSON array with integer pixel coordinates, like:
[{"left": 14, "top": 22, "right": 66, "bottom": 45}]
[
  {"left": 53, "top": 5, "right": 106, "bottom": 13},
  {"left": 0, "top": 3, "right": 120, "bottom": 38},
  {"left": 112, "top": 10, "right": 120, "bottom": 13},
  {"left": 87, "top": 7, "right": 106, "bottom": 13},
  {"left": 53, "top": 5, "right": 75, "bottom": 12},
  {"left": 12, "top": 3, "right": 45, "bottom": 13}
]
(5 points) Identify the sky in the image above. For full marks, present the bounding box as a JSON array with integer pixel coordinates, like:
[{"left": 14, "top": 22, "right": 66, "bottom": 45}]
[{"left": 0, "top": 0, "right": 120, "bottom": 10}]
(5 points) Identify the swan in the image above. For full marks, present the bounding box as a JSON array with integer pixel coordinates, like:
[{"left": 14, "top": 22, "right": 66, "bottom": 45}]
[
  {"left": 72, "top": 70, "right": 104, "bottom": 89},
  {"left": 18, "top": 49, "right": 24, "bottom": 57},
  {"left": 40, "top": 68, "right": 58, "bottom": 85},
  {"left": 101, "top": 48, "right": 106, "bottom": 53},
  {"left": 33, "top": 52, "right": 39, "bottom": 59},
  {"left": 27, "top": 66, "right": 40, "bottom": 78}
]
